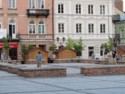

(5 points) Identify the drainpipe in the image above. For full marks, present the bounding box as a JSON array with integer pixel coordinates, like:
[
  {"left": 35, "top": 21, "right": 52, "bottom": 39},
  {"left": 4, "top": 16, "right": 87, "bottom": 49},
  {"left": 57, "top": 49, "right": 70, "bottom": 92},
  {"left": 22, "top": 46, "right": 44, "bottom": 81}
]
[{"left": 52, "top": 0, "right": 54, "bottom": 44}]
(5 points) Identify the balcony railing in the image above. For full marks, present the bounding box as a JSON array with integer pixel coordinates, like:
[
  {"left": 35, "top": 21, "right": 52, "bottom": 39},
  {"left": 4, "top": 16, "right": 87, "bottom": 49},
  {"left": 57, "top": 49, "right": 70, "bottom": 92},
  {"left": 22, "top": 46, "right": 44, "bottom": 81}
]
[
  {"left": 19, "top": 34, "right": 53, "bottom": 40},
  {"left": 112, "top": 15, "right": 120, "bottom": 23},
  {"left": 27, "top": 9, "right": 49, "bottom": 17}
]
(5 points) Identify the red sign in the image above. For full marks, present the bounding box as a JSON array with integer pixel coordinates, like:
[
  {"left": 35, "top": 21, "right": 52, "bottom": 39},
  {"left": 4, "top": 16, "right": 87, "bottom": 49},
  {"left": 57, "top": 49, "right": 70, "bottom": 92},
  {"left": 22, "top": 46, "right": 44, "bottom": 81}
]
[{"left": 0, "top": 42, "right": 18, "bottom": 48}]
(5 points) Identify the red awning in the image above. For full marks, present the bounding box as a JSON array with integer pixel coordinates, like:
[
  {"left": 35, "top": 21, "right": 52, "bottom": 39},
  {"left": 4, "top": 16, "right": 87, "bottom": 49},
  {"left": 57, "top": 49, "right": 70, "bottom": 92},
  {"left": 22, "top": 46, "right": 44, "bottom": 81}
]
[{"left": 0, "top": 42, "right": 18, "bottom": 48}]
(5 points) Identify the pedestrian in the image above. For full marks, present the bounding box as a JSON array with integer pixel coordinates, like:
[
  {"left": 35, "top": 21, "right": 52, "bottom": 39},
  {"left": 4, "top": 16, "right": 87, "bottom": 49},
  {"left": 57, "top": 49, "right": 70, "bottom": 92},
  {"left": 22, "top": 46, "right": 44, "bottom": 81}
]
[
  {"left": 91, "top": 52, "right": 95, "bottom": 60},
  {"left": 52, "top": 53, "right": 56, "bottom": 63},
  {"left": 116, "top": 54, "right": 122, "bottom": 63},
  {"left": 112, "top": 50, "right": 117, "bottom": 64},
  {"left": 36, "top": 51, "right": 42, "bottom": 67}
]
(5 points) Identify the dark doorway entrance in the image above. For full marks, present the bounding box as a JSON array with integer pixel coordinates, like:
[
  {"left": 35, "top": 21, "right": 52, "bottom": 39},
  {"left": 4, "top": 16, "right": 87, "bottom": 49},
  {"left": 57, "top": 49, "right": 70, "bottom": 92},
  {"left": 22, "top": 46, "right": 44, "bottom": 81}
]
[{"left": 9, "top": 48, "right": 17, "bottom": 60}]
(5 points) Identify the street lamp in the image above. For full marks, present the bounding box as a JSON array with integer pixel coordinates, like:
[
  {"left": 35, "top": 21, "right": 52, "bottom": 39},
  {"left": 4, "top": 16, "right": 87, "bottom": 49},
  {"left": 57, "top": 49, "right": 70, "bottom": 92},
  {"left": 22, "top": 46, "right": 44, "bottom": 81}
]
[{"left": 56, "top": 37, "right": 65, "bottom": 49}]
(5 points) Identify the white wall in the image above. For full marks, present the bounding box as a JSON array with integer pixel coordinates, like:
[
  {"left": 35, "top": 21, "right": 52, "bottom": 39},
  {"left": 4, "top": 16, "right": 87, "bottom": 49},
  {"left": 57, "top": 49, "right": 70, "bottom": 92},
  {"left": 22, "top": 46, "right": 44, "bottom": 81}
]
[{"left": 54, "top": 0, "right": 115, "bottom": 59}]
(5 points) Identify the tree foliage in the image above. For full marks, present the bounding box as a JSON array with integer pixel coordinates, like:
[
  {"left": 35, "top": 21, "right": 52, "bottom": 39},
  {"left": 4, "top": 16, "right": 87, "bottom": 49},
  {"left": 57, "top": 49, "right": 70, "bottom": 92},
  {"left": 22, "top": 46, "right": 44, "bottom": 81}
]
[
  {"left": 2, "top": 37, "right": 10, "bottom": 51},
  {"left": 49, "top": 44, "right": 57, "bottom": 52},
  {"left": 101, "top": 37, "right": 114, "bottom": 52},
  {"left": 66, "top": 37, "right": 85, "bottom": 52},
  {"left": 74, "top": 38, "right": 85, "bottom": 52}
]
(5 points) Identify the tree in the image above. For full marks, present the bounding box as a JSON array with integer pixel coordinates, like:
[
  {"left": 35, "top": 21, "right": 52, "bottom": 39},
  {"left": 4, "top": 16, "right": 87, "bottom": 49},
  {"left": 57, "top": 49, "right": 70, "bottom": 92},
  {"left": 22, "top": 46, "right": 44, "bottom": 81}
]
[
  {"left": 66, "top": 37, "right": 85, "bottom": 56},
  {"left": 74, "top": 38, "right": 85, "bottom": 56},
  {"left": 49, "top": 44, "right": 57, "bottom": 53},
  {"left": 66, "top": 37, "right": 74, "bottom": 50},
  {"left": 101, "top": 37, "right": 114, "bottom": 60},
  {"left": 2, "top": 37, "right": 10, "bottom": 60},
  {"left": 101, "top": 37, "right": 114, "bottom": 54}
]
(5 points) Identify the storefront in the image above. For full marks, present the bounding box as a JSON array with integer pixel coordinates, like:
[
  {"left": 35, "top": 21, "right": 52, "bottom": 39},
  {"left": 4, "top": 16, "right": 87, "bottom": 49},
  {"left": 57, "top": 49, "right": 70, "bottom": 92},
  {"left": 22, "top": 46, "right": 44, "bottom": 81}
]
[{"left": 0, "top": 42, "right": 18, "bottom": 60}]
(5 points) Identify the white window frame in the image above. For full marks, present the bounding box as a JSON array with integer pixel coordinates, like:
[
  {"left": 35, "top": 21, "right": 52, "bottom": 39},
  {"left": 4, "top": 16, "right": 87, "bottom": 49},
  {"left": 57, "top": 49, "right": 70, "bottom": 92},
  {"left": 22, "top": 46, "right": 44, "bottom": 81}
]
[
  {"left": 100, "top": 5, "right": 105, "bottom": 15},
  {"left": 29, "top": 0, "right": 36, "bottom": 9},
  {"left": 9, "top": 20, "right": 16, "bottom": 34},
  {"left": 29, "top": 21, "right": 35, "bottom": 34},
  {"left": 8, "top": 0, "right": 16, "bottom": 9},
  {"left": 100, "top": 47, "right": 104, "bottom": 56},
  {"left": 38, "top": 21, "right": 45, "bottom": 34},
  {"left": 88, "top": 4, "right": 93, "bottom": 14},
  {"left": 38, "top": 0, "right": 44, "bottom": 9},
  {"left": 100, "top": 24, "right": 106, "bottom": 33},
  {"left": 88, "top": 24, "right": 94, "bottom": 33},
  {"left": 58, "top": 23, "right": 64, "bottom": 33},
  {"left": 58, "top": 4, "right": 64, "bottom": 13},
  {"left": 76, "top": 23, "right": 82, "bottom": 33},
  {"left": 0, "top": 0, "right": 2, "bottom": 8},
  {"left": 76, "top": 4, "right": 81, "bottom": 14}
]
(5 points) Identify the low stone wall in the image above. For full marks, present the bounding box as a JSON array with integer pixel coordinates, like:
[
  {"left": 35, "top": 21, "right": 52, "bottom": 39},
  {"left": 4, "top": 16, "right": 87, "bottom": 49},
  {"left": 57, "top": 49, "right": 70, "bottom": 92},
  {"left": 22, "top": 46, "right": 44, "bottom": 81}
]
[
  {"left": 18, "top": 68, "right": 66, "bottom": 77},
  {"left": 81, "top": 65, "right": 125, "bottom": 76},
  {"left": 54, "top": 59, "right": 93, "bottom": 63},
  {"left": 0, "top": 63, "right": 66, "bottom": 77},
  {"left": 54, "top": 59, "right": 108, "bottom": 64},
  {"left": 25, "top": 60, "right": 46, "bottom": 64}
]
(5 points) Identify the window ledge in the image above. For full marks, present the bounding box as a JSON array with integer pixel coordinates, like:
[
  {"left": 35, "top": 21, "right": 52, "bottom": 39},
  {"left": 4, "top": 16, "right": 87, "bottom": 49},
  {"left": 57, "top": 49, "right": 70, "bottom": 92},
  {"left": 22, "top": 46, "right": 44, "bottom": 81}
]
[{"left": 8, "top": 8, "right": 17, "bottom": 10}]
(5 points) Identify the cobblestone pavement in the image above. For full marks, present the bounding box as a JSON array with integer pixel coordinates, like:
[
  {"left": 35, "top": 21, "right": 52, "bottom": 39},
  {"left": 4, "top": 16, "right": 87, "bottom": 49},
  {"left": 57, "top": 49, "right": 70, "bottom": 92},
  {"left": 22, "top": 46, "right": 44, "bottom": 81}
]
[{"left": 1, "top": 68, "right": 125, "bottom": 94}]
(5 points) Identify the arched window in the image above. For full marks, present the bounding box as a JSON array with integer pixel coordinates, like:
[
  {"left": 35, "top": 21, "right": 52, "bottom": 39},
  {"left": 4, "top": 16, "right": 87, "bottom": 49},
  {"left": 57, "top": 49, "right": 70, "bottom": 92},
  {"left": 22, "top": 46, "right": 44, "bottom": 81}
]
[
  {"left": 9, "top": 19, "right": 16, "bottom": 38},
  {"left": 38, "top": 21, "right": 44, "bottom": 34},
  {"left": 29, "top": 21, "right": 35, "bottom": 34}
]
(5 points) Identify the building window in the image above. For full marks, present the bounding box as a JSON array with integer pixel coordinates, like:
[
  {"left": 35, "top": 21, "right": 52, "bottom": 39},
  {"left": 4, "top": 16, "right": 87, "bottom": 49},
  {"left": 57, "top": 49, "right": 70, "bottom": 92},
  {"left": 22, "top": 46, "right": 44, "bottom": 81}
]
[
  {"left": 120, "top": 29, "right": 124, "bottom": 39},
  {"left": 58, "top": 23, "right": 64, "bottom": 33},
  {"left": 29, "top": 21, "right": 35, "bottom": 34},
  {"left": 0, "top": 0, "right": 2, "bottom": 8},
  {"left": 88, "top": 5, "right": 93, "bottom": 14},
  {"left": 38, "top": 21, "right": 44, "bottom": 34},
  {"left": 58, "top": 4, "right": 64, "bottom": 13},
  {"left": 29, "top": 0, "right": 35, "bottom": 9},
  {"left": 39, "top": 45, "right": 46, "bottom": 50},
  {"left": 100, "top": 47, "right": 104, "bottom": 56},
  {"left": 8, "top": 0, "right": 16, "bottom": 9},
  {"left": 9, "top": 20, "right": 16, "bottom": 38},
  {"left": 100, "top": 24, "right": 105, "bottom": 33},
  {"left": 76, "top": 23, "right": 82, "bottom": 33},
  {"left": 88, "top": 47, "right": 94, "bottom": 57},
  {"left": 100, "top": 5, "right": 105, "bottom": 14},
  {"left": 76, "top": 4, "right": 81, "bottom": 14},
  {"left": 88, "top": 24, "right": 94, "bottom": 33},
  {"left": 38, "top": 0, "right": 44, "bottom": 9}
]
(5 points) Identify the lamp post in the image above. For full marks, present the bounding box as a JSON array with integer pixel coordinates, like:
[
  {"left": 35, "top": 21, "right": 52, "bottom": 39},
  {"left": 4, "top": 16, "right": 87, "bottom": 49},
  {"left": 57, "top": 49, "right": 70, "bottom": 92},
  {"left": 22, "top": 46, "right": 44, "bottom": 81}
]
[{"left": 56, "top": 37, "right": 65, "bottom": 49}]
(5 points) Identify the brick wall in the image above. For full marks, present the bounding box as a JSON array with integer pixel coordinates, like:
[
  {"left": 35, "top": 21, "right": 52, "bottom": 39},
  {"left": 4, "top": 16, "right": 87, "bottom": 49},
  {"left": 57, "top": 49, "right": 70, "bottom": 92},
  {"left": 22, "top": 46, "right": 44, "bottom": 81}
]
[
  {"left": 0, "top": 63, "right": 66, "bottom": 77},
  {"left": 81, "top": 65, "right": 125, "bottom": 76}
]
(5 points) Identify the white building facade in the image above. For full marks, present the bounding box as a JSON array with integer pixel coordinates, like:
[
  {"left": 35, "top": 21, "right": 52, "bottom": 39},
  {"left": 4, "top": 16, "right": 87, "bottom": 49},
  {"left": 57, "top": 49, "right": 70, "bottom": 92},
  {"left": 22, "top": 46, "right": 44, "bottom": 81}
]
[{"left": 54, "top": 0, "right": 115, "bottom": 59}]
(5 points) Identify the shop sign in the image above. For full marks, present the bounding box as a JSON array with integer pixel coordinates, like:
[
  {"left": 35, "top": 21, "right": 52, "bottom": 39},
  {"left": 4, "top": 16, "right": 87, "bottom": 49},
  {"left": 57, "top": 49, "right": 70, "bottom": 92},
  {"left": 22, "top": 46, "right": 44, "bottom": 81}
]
[
  {"left": 0, "top": 42, "right": 18, "bottom": 48},
  {"left": 0, "top": 29, "right": 7, "bottom": 39}
]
